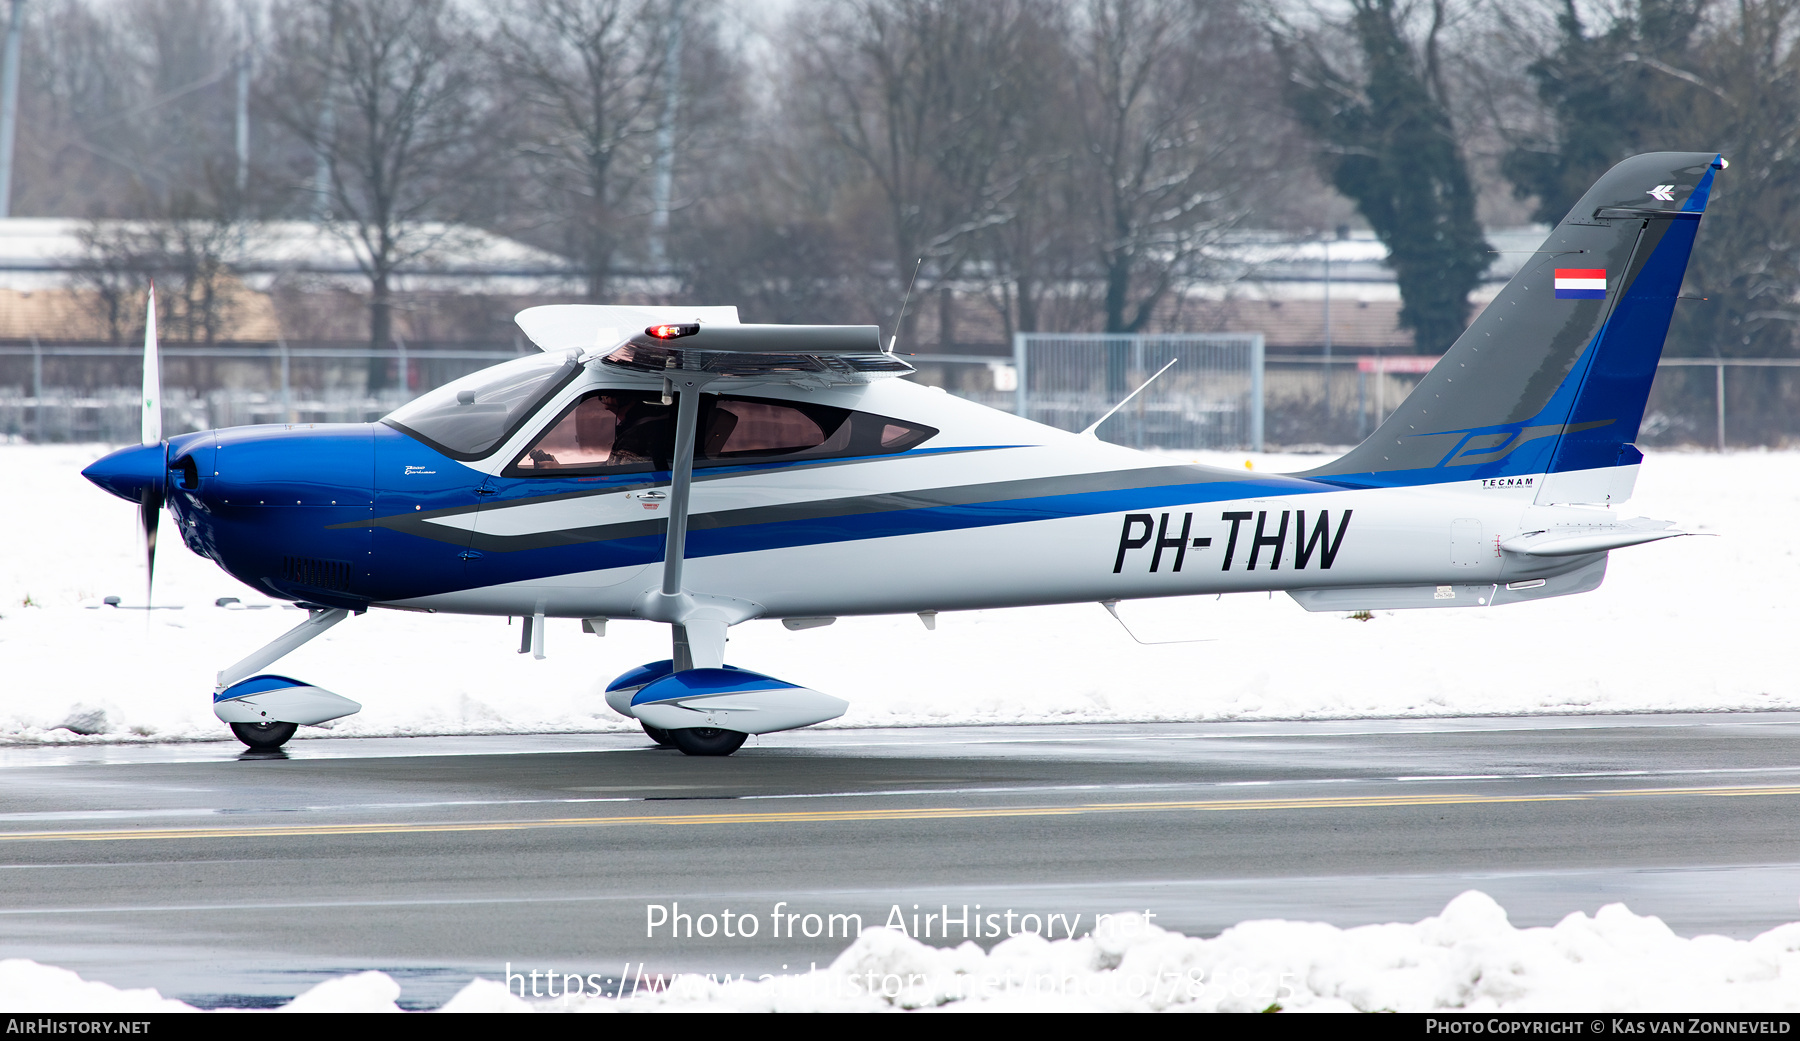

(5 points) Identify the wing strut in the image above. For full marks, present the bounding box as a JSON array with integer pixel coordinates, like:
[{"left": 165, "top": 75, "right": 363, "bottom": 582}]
[
  {"left": 661, "top": 372, "right": 703, "bottom": 599},
  {"left": 661, "top": 372, "right": 705, "bottom": 672},
  {"left": 615, "top": 332, "right": 824, "bottom": 665},
  {"left": 640, "top": 364, "right": 758, "bottom": 670}
]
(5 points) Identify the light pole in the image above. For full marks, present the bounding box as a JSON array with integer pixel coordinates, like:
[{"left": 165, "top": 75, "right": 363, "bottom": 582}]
[
  {"left": 0, "top": 0, "right": 26, "bottom": 219},
  {"left": 1322, "top": 231, "right": 1333, "bottom": 425}
]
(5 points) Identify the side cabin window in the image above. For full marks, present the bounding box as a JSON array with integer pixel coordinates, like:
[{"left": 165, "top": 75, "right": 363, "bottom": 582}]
[{"left": 508, "top": 391, "right": 936, "bottom": 476}]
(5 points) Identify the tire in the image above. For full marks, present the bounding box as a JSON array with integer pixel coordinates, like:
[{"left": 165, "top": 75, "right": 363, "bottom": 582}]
[
  {"left": 231, "top": 720, "right": 298, "bottom": 750},
  {"left": 642, "top": 722, "right": 674, "bottom": 747},
  {"left": 669, "top": 727, "right": 747, "bottom": 757}
]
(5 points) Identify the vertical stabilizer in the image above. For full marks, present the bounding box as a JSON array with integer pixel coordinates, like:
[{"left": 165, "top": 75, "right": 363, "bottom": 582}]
[{"left": 1305, "top": 151, "right": 1724, "bottom": 496}]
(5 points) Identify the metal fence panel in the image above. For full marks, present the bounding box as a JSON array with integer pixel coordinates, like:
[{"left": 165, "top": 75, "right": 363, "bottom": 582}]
[
  {"left": 0, "top": 343, "right": 524, "bottom": 443},
  {"left": 1011, "top": 332, "right": 1264, "bottom": 451}
]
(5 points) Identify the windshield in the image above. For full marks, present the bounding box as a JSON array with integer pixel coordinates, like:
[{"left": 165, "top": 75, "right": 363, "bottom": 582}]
[{"left": 383, "top": 350, "right": 579, "bottom": 459}]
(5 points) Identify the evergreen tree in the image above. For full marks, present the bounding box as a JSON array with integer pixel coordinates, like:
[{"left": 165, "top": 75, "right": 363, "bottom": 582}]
[
  {"left": 1503, "top": 0, "right": 1710, "bottom": 224},
  {"left": 1281, "top": 0, "right": 1489, "bottom": 354}
]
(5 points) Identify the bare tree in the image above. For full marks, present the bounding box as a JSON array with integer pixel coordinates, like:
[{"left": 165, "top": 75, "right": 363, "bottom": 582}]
[
  {"left": 17, "top": 0, "right": 248, "bottom": 216},
  {"left": 790, "top": 0, "right": 1061, "bottom": 345},
  {"left": 76, "top": 205, "right": 248, "bottom": 344},
  {"left": 963, "top": 3, "right": 1078, "bottom": 339},
  {"left": 1072, "top": 0, "right": 1266, "bottom": 338},
  {"left": 264, "top": 0, "right": 497, "bottom": 383},
  {"left": 1668, "top": 1, "right": 1800, "bottom": 353},
  {"left": 499, "top": 0, "right": 672, "bottom": 300}
]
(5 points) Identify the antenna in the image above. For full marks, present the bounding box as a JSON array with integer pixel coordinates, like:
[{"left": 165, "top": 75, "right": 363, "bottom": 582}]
[
  {"left": 1080, "top": 358, "right": 1178, "bottom": 437},
  {"left": 886, "top": 258, "right": 923, "bottom": 353}
]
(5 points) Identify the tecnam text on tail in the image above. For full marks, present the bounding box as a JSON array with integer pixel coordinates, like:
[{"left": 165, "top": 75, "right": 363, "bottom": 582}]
[{"left": 81, "top": 152, "right": 1724, "bottom": 755}]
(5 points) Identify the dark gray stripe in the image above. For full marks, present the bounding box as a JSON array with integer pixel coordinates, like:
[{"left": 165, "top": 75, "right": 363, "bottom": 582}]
[{"left": 375, "top": 463, "right": 1270, "bottom": 553}]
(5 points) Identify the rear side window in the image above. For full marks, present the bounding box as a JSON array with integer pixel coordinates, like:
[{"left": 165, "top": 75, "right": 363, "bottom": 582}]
[
  {"left": 384, "top": 351, "right": 579, "bottom": 459},
  {"left": 702, "top": 394, "right": 935, "bottom": 465},
  {"left": 703, "top": 397, "right": 848, "bottom": 459},
  {"left": 505, "top": 390, "right": 936, "bottom": 476},
  {"left": 513, "top": 390, "right": 674, "bottom": 473}
]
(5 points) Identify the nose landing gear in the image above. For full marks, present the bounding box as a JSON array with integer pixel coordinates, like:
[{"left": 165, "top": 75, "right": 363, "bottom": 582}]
[{"left": 212, "top": 609, "right": 363, "bottom": 750}]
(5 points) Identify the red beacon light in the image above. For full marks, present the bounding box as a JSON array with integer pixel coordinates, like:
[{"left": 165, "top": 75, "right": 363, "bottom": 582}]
[{"left": 647, "top": 323, "right": 700, "bottom": 340}]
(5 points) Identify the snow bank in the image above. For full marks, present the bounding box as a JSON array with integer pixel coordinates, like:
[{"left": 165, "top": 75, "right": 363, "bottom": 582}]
[
  {"left": 0, "top": 959, "right": 199, "bottom": 1013},
  {"left": 12, "top": 893, "right": 1794, "bottom": 1012},
  {"left": 583, "top": 892, "right": 1800, "bottom": 1013},
  {"left": 0, "top": 961, "right": 526, "bottom": 1013},
  {"left": 2, "top": 445, "right": 1793, "bottom": 744},
  {"left": 275, "top": 971, "right": 404, "bottom": 1013}
]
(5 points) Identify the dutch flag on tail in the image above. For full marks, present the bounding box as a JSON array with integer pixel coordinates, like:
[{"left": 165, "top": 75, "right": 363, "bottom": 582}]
[{"left": 1554, "top": 268, "right": 1607, "bottom": 300}]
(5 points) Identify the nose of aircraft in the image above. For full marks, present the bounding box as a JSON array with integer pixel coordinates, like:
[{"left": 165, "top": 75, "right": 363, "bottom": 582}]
[{"left": 82, "top": 442, "right": 168, "bottom": 503}]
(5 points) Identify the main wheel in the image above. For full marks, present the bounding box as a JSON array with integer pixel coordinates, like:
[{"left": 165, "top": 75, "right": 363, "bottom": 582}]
[
  {"left": 230, "top": 721, "right": 298, "bottom": 750},
  {"left": 668, "top": 727, "right": 747, "bottom": 757},
  {"left": 642, "top": 722, "right": 674, "bottom": 747}
]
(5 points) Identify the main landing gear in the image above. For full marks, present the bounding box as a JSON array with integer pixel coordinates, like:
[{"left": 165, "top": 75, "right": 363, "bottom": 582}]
[
  {"left": 666, "top": 726, "right": 748, "bottom": 757},
  {"left": 607, "top": 656, "right": 846, "bottom": 757},
  {"left": 230, "top": 721, "right": 299, "bottom": 750},
  {"left": 640, "top": 720, "right": 746, "bottom": 756}
]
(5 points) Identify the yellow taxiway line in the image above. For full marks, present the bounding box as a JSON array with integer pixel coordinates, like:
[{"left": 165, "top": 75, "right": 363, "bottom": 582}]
[{"left": 1, "top": 783, "right": 1797, "bottom": 844}]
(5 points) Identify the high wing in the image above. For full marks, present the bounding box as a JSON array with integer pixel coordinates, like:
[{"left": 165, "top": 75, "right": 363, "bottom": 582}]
[{"left": 514, "top": 304, "right": 742, "bottom": 353}]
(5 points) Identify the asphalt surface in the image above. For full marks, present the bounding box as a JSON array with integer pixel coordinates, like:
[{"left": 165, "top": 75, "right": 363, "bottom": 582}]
[{"left": 3, "top": 714, "right": 1800, "bottom": 1009}]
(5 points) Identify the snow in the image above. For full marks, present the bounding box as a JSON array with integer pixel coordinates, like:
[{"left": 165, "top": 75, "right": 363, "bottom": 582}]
[
  {"left": 275, "top": 971, "right": 405, "bottom": 1013},
  {"left": 1, "top": 444, "right": 1792, "bottom": 744},
  {"left": 3, "top": 892, "right": 1799, "bottom": 1012},
  {"left": 433, "top": 977, "right": 537, "bottom": 1013},
  {"left": 0, "top": 959, "right": 199, "bottom": 1013},
  {"left": 584, "top": 893, "right": 1800, "bottom": 1013}
]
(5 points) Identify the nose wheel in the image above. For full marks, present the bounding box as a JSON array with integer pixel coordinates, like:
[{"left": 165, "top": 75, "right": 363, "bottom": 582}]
[
  {"left": 230, "top": 721, "right": 298, "bottom": 750},
  {"left": 641, "top": 722, "right": 674, "bottom": 747}
]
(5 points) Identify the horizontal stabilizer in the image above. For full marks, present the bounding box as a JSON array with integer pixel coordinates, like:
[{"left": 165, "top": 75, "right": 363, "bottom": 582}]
[{"left": 1500, "top": 520, "right": 1693, "bottom": 556}]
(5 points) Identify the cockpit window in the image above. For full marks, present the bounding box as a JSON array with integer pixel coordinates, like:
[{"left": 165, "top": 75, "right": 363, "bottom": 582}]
[
  {"left": 505, "top": 390, "right": 936, "bottom": 476},
  {"left": 383, "top": 351, "right": 579, "bottom": 459}
]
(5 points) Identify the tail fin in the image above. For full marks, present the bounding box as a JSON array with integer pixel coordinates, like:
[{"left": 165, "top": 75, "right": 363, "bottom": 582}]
[{"left": 1305, "top": 151, "right": 1725, "bottom": 501}]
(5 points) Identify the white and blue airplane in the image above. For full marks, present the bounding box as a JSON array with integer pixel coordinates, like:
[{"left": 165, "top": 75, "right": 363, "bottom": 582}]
[{"left": 82, "top": 151, "right": 1723, "bottom": 755}]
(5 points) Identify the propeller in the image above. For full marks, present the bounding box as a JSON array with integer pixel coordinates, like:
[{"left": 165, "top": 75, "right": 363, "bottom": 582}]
[
  {"left": 139, "top": 283, "right": 163, "bottom": 609},
  {"left": 79, "top": 283, "right": 174, "bottom": 609}
]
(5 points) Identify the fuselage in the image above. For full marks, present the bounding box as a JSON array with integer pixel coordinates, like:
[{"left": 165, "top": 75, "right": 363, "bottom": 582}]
[{"left": 158, "top": 354, "right": 1609, "bottom": 623}]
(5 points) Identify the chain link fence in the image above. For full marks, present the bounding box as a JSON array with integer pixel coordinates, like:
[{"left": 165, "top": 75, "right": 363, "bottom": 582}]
[
  {"left": 6, "top": 340, "right": 1795, "bottom": 451},
  {"left": 1251, "top": 356, "right": 1800, "bottom": 450},
  {"left": 1008, "top": 333, "right": 1265, "bottom": 450},
  {"left": 0, "top": 342, "right": 523, "bottom": 443}
]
